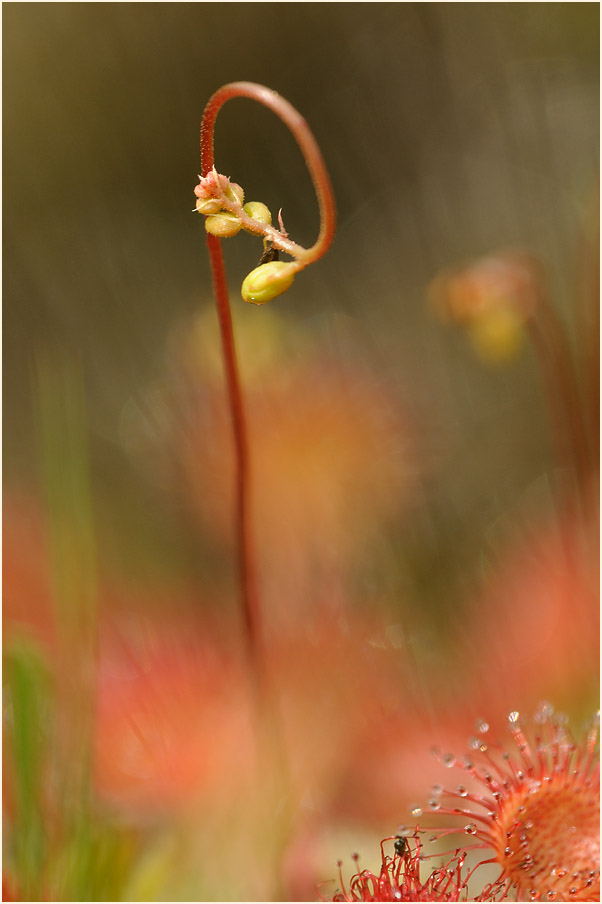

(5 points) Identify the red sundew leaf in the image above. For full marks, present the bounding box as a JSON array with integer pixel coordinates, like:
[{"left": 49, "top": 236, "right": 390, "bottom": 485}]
[
  {"left": 326, "top": 834, "right": 501, "bottom": 902},
  {"left": 424, "top": 706, "right": 600, "bottom": 902}
]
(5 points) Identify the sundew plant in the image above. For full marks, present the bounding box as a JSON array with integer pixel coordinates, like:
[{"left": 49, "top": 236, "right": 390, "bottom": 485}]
[
  {"left": 3, "top": 23, "right": 599, "bottom": 902},
  {"left": 190, "top": 83, "right": 600, "bottom": 904}
]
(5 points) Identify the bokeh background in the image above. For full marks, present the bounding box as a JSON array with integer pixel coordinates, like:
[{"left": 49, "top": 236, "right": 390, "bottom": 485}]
[{"left": 3, "top": 4, "right": 599, "bottom": 901}]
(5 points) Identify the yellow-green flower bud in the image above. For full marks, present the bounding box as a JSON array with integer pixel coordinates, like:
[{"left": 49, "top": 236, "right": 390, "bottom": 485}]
[
  {"left": 242, "top": 201, "right": 272, "bottom": 227},
  {"left": 468, "top": 307, "right": 525, "bottom": 364},
  {"left": 205, "top": 212, "right": 242, "bottom": 238},
  {"left": 224, "top": 182, "right": 245, "bottom": 206},
  {"left": 195, "top": 197, "right": 222, "bottom": 215},
  {"left": 241, "top": 261, "right": 297, "bottom": 305}
]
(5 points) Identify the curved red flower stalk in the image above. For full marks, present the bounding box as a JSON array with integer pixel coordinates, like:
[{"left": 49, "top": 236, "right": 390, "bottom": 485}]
[
  {"left": 428, "top": 250, "right": 594, "bottom": 513},
  {"left": 201, "top": 82, "right": 336, "bottom": 265},
  {"left": 325, "top": 834, "right": 503, "bottom": 902},
  {"left": 420, "top": 704, "right": 600, "bottom": 901},
  {"left": 197, "top": 83, "right": 335, "bottom": 672}
]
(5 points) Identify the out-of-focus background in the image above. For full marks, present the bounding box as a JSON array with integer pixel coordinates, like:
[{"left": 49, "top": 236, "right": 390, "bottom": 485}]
[{"left": 3, "top": 4, "right": 599, "bottom": 901}]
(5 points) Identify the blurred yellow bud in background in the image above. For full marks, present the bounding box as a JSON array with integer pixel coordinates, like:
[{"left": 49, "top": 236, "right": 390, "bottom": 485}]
[{"left": 468, "top": 306, "right": 526, "bottom": 363}]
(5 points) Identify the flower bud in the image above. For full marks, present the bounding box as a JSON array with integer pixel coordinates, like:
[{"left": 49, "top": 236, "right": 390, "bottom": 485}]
[
  {"left": 205, "top": 212, "right": 242, "bottom": 238},
  {"left": 241, "top": 261, "right": 297, "bottom": 305},
  {"left": 242, "top": 202, "right": 272, "bottom": 227},
  {"left": 194, "top": 179, "right": 211, "bottom": 199},
  {"left": 194, "top": 173, "right": 244, "bottom": 209},
  {"left": 195, "top": 171, "right": 230, "bottom": 197},
  {"left": 195, "top": 197, "right": 222, "bottom": 215},
  {"left": 468, "top": 308, "right": 525, "bottom": 363},
  {"left": 224, "top": 182, "right": 245, "bottom": 206}
]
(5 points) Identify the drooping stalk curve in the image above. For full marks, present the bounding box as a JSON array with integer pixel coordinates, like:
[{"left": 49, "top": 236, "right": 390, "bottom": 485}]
[{"left": 199, "top": 81, "right": 336, "bottom": 674}]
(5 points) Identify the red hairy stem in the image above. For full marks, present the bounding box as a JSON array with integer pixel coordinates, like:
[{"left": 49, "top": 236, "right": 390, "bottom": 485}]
[
  {"left": 205, "top": 232, "right": 259, "bottom": 655},
  {"left": 201, "top": 81, "right": 336, "bottom": 263},
  {"left": 199, "top": 81, "right": 336, "bottom": 668},
  {"left": 199, "top": 81, "right": 335, "bottom": 898}
]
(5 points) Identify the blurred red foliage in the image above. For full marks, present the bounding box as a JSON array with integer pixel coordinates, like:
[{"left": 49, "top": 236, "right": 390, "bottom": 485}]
[{"left": 456, "top": 504, "right": 599, "bottom": 716}]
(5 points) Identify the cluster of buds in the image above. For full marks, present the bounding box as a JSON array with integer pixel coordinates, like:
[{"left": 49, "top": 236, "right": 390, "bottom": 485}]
[{"left": 194, "top": 169, "right": 300, "bottom": 305}]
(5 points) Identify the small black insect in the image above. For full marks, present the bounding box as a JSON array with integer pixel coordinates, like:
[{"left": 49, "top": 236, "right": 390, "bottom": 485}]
[
  {"left": 394, "top": 835, "right": 407, "bottom": 857},
  {"left": 258, "top": 241, "right": 280, "bottom": 266}
]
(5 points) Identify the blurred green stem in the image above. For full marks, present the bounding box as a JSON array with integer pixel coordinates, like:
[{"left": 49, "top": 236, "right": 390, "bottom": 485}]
[
  {"left": 34, "top": 353, "right": 99, "bottom": 899},
  {"left": 5, "top": 641, "right": 49, "bottom": 901}
]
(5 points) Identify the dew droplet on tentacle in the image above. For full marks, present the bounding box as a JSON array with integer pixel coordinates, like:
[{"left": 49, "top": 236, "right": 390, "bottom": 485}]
[{"left": 534, "top": 702, "right": 554, "bottom": 724}]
